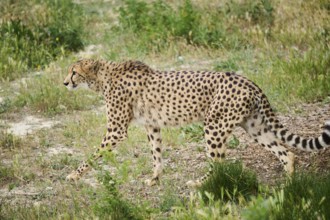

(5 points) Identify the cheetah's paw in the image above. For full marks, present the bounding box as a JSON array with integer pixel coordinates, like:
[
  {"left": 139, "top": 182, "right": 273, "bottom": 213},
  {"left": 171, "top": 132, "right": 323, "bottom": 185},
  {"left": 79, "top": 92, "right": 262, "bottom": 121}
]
[
  {"left": 186, "top": 180, "right": 202, "bottom": 188},
  {"left": 65, "top": 171, "right": 80, "bottom": 181},
  {"left": 144, "top": 178, "right": 159, "bottom": 186}
]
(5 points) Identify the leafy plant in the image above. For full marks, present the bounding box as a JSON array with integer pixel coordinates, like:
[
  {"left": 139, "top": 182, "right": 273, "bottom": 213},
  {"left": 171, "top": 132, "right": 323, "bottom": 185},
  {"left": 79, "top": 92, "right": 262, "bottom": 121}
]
[
  {"left": 228, "top": 135, "right": 240, "bottom": 149},
  {"left": 180, "top": 123, "right": 204, "bottom": 142},
  {"left": 0, "top": 98, "right": 12, "bottom": 114}
]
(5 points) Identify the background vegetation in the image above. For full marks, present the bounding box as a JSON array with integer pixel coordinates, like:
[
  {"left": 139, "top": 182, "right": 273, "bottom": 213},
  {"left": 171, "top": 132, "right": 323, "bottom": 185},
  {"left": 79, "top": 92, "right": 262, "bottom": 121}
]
[{"left": 0, "top": 0, "right": 329, "bottom": 219}]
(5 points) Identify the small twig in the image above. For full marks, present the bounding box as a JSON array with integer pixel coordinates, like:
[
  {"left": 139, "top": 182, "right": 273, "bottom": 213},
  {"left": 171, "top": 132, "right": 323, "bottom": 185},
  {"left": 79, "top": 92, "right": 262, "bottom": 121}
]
[
  {"left": 14, "top": 174, "right": 26, "bottom": 182},
  {"left": 11, "top": 192, "right": 40, "bottom": 196}
]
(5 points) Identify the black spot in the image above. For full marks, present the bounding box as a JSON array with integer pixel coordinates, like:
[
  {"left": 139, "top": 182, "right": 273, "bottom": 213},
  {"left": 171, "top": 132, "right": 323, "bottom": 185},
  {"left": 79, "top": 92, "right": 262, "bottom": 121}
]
[
  {"left": 295, "top": 136, "right": 300, "bottom": 145},
  {"left": 156, "top": 147, "right": 161, "bottom": 152},
  {"left": 280, "top": 129, "right": 287, "bottom": 136},
  {"left": 210, "top": 152, "right": 215, "bottom": 157},
  {"left": 211, "top": 144, "right": 216, "bottom": 149},
  {"left": 302, "top": 139, "right": 307, "bottom": 148},
  {"left": 287, "top": 134, "right": 294, "bottom": 142}
]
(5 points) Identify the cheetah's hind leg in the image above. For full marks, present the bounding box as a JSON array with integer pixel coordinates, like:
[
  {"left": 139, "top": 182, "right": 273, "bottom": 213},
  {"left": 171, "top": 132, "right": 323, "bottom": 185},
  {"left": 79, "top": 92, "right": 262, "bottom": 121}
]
[
  {"left": 144, "top": 126, "right": 163, "bottom": 186},
  {"left": 241, "top": 113, "right": 295, "bottom": 174}
]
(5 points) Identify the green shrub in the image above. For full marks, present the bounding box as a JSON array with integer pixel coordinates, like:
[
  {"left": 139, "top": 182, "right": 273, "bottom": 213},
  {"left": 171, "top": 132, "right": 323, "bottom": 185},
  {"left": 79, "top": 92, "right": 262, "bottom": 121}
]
[
  {"left": 92, "top": 171, "right": 146, "bottom": 220},
  {"left": 225, "top": 0, "right": 275, "bottom": 27},
  {"left": 117, "top": 0, "right": 246, "bottom": 50},
  {"left": 0, "top": 98, "right": 12, "bottom": 114},
  {"left": 199, "top": 161, "right": 259, "bottom": 203},
  {"left": 0, "top": 0, "right": 85, "bottom": 80}
]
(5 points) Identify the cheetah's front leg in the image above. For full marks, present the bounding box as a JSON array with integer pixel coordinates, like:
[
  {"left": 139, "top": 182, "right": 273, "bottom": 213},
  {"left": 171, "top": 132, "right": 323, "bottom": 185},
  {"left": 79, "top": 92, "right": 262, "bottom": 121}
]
[
  {"left": 66, "top": 127, "right": 126, "bottom": 181},
  {"left": 144, "top": 126, "right": 163, "bottom": 186}
]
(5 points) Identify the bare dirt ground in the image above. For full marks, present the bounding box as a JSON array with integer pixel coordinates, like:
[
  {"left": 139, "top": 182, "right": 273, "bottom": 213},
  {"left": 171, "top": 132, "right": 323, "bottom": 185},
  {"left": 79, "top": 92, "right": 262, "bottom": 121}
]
[
  {"left": 1, "top": 101, "right": 329, "bottom": 209},
  {"left": 119, "top": 102, "right": 330, "bottom": 204}
]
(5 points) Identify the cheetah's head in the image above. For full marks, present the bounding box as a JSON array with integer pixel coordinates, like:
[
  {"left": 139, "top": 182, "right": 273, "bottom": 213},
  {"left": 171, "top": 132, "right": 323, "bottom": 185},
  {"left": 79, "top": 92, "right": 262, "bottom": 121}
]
[{"left": 63, "top": 59, "right": 100, "bottom": 91}]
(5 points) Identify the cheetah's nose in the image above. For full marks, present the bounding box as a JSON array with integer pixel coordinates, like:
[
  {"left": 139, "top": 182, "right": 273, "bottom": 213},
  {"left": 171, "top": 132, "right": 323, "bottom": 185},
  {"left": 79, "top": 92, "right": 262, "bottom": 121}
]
[{"left": 64, "top": 82, "right": 69, "bottom": 86}]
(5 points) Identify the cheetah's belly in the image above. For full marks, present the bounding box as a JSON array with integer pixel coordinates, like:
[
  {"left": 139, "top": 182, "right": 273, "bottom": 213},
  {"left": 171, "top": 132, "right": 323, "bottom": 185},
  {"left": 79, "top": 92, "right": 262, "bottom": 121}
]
[{"left": 131, "top": 100, "right": 205, "bottom": 127}]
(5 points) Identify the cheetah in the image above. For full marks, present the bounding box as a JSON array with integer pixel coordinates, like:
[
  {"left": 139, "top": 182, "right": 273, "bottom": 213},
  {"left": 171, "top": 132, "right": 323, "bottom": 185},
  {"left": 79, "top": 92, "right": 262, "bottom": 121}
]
[{"left": 63, "top": 58, "right": 330, "bottom": 187}]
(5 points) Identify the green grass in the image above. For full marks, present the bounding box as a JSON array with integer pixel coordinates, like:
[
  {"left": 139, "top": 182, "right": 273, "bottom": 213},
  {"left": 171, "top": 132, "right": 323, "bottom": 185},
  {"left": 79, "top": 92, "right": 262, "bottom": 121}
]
[
  {"left": 92, "top": 171, "right": 147, "bottom": 220},
  {"left": 180, "top": 124, "right": 204, "bottom": 143},
  {"left": 0, "top": 162, "right": 15, "bottom": 186},
  {"left": 199, "top": 161, "right": 259, "bottom": 203},
  {"left": 0, "top": 130, "right": 21, "bottom": 150},
  {"left": 269, "top": 172, "right": 330, "bottom": 220},
  {"left": 273, "top": 45, "right": 330, "bottom": 102},
  {"left": 12, "top": 72, "right": 101, "bottom": 116},
  {"left": 0, "top": 0, "right": 85, "bottom": 81},
  {"left": 116, "top": 0, "right": 247, "bottom": 51}
]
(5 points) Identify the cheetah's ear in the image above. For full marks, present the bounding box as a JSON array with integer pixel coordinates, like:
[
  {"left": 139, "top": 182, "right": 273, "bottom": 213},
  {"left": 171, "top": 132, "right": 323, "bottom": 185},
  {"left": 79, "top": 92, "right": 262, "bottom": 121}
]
[{"left": 80, "top": 59, "right": 100, "bottom": 75}]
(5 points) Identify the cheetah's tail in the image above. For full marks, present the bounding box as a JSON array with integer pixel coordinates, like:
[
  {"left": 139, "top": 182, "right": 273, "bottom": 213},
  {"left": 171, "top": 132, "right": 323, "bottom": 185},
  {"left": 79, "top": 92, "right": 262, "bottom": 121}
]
[
  {"left": 265, "top": 116, "right": 330, "bottom": 151},
  {"left": 255, "top": 93, "right": 330, "bottom": 151}
]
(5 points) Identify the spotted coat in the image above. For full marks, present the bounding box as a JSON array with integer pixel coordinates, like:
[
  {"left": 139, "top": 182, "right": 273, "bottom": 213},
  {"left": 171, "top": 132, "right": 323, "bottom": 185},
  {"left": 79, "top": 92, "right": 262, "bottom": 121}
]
[{"left": 63, "top": 59, "right": 330, "bottom": 186}]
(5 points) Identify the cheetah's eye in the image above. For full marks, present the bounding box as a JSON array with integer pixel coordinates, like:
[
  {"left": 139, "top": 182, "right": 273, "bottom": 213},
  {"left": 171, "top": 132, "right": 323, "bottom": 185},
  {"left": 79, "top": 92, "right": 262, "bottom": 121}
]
[{"left": 72, "top": 71, "right": 77, "bottom": 76}]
